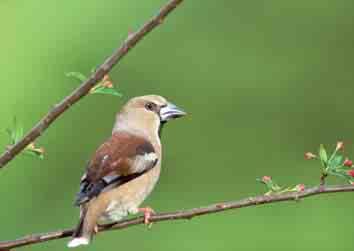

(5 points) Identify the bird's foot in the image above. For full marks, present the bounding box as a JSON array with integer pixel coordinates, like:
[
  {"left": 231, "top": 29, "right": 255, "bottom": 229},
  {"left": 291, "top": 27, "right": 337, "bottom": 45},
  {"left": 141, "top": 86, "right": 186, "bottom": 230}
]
[
  {"left": 94, "top": 225, "right": 99, "bottom": 234},
  {"left": 138, "top": 207, "right": 155, "bottom": 227}
]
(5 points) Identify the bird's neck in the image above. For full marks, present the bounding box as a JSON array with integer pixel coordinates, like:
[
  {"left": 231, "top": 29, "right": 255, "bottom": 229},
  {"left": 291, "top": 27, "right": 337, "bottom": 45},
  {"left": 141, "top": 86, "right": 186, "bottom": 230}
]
[{"left": 112, "top": 123, "right": 161, "bottom": 154}]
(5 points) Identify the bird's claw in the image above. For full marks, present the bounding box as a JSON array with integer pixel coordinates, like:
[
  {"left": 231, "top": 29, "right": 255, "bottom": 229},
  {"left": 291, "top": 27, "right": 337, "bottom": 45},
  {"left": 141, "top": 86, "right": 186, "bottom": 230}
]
[{"left": 138, "top": 207, "right": 155, "bottom": 228}]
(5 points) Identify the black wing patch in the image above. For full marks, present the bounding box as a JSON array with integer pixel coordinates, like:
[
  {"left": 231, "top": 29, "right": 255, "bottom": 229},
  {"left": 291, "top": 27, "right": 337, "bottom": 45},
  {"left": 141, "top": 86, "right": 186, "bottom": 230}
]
[{"left": 74, "top": 173, "right": 142, "bottom": 206}]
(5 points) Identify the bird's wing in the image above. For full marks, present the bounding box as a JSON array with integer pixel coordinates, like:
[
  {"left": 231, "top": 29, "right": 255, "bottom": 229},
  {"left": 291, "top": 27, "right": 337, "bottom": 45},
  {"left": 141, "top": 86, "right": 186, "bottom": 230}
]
[{"left": 74, "top": 132, "right": 158, "bottom": 206}]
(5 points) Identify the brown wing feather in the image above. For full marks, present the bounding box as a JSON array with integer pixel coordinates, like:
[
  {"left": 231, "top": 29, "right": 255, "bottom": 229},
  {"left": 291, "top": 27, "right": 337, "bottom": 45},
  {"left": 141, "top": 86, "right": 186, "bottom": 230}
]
[{"left": 75, "top": 132, "right": 157, "bottom": 206}]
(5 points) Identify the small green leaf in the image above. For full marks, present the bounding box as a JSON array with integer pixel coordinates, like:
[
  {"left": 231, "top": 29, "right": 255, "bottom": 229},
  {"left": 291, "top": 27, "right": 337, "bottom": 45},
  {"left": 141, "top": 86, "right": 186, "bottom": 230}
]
[
  {"left": 5, "top": 118, "right": 44, "bottom": 160},
  {"left": 66, "top": 72, "right": 87, "bottom": 82},
  {"left": 15, "top": 125, "right": 24, "bottom": 143},
  {"left": 329, "top": 170, "right": 348, "bottom": 180},
  {"left": 6, "top": 128, "right": 15, "bottom": 145},
  {"left": 24, "top": 149, "right": 44, "bottom": 160},
  {"left": 6, "top": 117, "right": 24, "bottom": 144},
  {"left": 328, "top": 155, "right": 343, "bottom": 170},
  {"left": 90, "top": 86, "right": 122, "bottom": 97},
  {"left": 319, "top": 144, "right": 328, "bottom": 166}
]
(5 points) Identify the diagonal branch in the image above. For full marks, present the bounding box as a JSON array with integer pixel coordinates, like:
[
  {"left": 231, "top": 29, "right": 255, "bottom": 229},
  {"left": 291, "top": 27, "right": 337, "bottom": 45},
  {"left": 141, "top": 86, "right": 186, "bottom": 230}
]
[
  {"left": 0, "top": 184, "right": 353, "bottom": 250},
  {"left": 0, "top": 0, "right": 184, "bottom": 170}
]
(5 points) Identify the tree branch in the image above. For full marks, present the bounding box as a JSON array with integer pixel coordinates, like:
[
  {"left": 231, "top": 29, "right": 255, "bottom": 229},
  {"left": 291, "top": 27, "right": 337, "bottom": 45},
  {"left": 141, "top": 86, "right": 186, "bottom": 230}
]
[
  {"left": 0, "top": 0, "right": 184, "bottom": 170},
  {"left": 0, "top": 184, "right": 353, "bottom": 250},
  {"left": 1, "top": 1, "right": 352, "bottom": 250}
]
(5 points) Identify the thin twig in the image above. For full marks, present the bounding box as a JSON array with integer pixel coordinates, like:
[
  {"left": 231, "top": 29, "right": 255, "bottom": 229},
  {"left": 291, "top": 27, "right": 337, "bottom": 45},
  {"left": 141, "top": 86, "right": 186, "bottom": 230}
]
[
  {"left": 0, "top": 0, "right": 184, "bottom": 169},
  {"left": 0, "top": 184, "right": 353, "bottom": 249}
]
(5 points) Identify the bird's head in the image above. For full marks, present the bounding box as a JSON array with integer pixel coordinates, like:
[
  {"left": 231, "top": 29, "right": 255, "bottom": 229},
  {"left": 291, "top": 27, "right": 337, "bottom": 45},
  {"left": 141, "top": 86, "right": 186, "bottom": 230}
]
[{"left": 113, "top": 95, "right": 186, "bottom": 138}]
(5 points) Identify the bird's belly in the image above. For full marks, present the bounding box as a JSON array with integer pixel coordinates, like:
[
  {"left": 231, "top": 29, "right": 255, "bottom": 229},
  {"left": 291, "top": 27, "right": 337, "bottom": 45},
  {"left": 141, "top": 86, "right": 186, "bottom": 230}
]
[
  {"left": 97, "top": 167, "right": 160, "bottom": 224},
  {"left": 98, "top": 201, "right": 138, "bottom": 224}
]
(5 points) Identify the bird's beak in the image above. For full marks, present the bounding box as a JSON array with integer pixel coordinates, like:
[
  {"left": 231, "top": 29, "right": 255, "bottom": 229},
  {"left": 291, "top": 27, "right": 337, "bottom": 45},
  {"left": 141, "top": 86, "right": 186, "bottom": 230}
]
[{"left": 160, "top": 102, "right": 187, "bottom": 122}]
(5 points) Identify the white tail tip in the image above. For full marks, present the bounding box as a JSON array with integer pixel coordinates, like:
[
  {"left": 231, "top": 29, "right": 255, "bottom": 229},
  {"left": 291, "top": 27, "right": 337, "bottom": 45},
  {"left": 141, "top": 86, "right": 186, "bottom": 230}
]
[{"left": 67, "top": 237, "right": 90, "bottom": 248}]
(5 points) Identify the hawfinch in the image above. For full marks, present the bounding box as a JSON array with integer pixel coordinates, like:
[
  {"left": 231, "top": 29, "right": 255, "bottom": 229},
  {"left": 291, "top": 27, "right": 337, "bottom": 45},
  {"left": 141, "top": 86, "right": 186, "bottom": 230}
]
[{"left": 67, "top": 95, "right": 186, "bottom": 248}]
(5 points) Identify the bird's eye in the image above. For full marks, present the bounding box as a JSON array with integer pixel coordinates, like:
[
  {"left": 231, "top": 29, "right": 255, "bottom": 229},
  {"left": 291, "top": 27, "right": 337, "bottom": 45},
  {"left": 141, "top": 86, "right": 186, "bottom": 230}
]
[{"left": 145, "top": 102, "right": 156, "bottom": 111}]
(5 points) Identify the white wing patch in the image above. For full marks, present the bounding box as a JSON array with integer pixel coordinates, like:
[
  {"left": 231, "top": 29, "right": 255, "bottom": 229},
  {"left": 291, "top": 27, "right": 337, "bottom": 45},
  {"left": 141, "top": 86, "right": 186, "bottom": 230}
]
[
  {"left": 132, "top": 152, "right": 158, "bottom": 173},
  {"left": 80, "top": 172, "right": 87, "bottom": 182},
  {"left": 102, "top": 174, "right": 120, "bottom": 184},
  {"left": 144, "top": 152, "right": 158, "bottom": 161}
]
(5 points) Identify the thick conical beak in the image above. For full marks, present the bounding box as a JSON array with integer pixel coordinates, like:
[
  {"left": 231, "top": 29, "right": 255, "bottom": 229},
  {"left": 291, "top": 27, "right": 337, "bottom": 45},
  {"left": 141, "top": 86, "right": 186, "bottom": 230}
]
[{"left": 160, "top": 102, "right": 187, "bottom": 122}]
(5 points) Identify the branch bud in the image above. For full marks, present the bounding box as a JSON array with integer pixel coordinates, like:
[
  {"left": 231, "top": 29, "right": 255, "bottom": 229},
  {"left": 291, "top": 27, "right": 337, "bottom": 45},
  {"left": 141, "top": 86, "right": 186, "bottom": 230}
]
[
  {"left": 262, "top": 176, "right": 272, "bottom": 183},
  {"left": 343, "top": 158, "right": 353, "bottom": 167},
  {"left": 304, "top": 152, "right": 317, "bottom": 160},
  {"left": 336, "top": 141, "right": 344, "bottom": 151},
  {"left": 347, "top": 170, "right": 354, "bottom": 178},
  {"left": 295, "top": 184, "right": 305, "bottom": 192}
]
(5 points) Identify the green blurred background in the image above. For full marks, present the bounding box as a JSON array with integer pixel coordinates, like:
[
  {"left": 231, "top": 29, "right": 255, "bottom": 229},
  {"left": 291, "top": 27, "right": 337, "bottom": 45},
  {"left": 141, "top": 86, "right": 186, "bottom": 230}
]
[{"left": 1, "top": 0, "right": 354, "bottom": 250}]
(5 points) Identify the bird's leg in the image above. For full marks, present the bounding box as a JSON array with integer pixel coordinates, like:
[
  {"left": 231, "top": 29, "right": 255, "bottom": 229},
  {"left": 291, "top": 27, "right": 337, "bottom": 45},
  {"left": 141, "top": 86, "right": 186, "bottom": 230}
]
[
  {"left": 138, "top": 207, "right": 155, "bottom": 227},
  {"left": 94, "top": 225, "right": 99, "bottom": 234}
]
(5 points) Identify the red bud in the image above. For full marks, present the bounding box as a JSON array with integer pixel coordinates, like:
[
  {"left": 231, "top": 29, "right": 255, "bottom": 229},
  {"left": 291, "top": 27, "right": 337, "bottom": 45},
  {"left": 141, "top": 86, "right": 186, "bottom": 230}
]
[
  {"left": 347, "top": 170, "right": 354, "bottom": 178},
  {"left": 343, "top": 158, "right": 353, "bottom": 167},
  {"left": 262, "top": 176, "right": 272, "bottom": 183},
  {"left": 296, "top": 184, "right": 305, "bottom": 192}
]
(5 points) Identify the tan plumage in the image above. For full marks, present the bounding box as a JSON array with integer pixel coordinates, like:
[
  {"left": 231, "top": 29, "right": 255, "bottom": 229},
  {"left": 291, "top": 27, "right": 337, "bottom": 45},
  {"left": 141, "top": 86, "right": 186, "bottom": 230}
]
[{"left": 67, "top": 95, "right": 186, "bottom": 248}]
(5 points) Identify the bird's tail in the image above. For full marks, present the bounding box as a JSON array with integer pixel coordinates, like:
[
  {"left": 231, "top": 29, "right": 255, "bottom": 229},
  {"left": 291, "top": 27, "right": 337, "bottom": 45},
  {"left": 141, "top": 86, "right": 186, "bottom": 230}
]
[
  {"left": 67, "top": 207, "right": 91, "bottom": 248},
  {"left": 67, "top": 237, "right": 90, "bottom": 248}
]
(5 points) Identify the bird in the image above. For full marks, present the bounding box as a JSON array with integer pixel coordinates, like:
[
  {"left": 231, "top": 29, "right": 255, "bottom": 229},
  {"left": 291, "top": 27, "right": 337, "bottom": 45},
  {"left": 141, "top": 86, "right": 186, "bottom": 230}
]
[{"left": 67, "top": 95, "right": 186, "bottom": 248}]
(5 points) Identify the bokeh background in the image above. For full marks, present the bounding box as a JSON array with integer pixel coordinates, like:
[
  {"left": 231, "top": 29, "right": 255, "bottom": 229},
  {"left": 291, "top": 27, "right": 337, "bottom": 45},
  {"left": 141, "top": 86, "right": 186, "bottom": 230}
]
[{"left": 1, "top": 1, "right": 354, "bottom": 250}]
